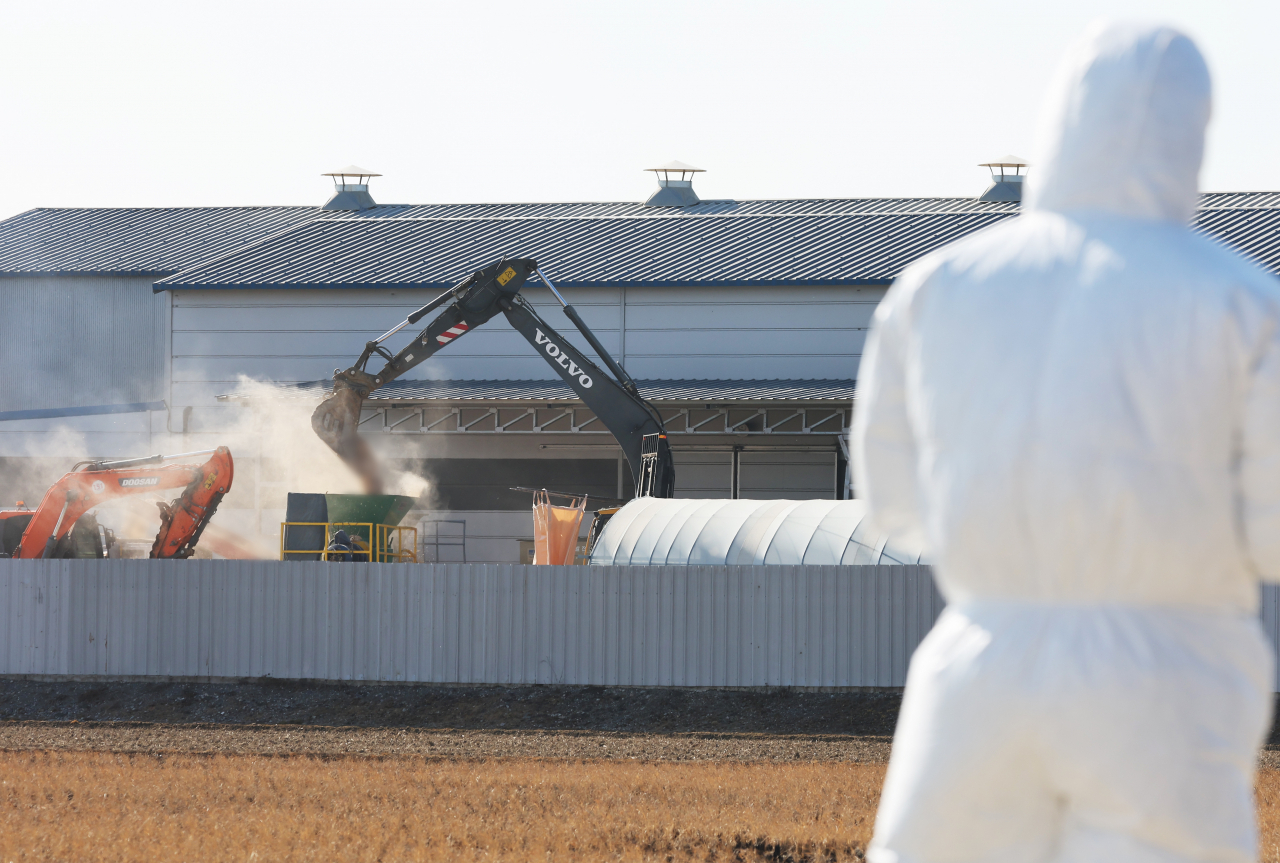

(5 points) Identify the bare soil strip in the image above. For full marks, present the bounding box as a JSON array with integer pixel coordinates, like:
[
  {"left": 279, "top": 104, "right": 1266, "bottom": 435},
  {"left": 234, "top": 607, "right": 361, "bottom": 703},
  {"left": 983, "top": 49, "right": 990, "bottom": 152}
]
[
  {"left": 0, "top": 679, "right": 905, "bottom": 735},
  {"left": 0, "top": 721, "right": 892, "bottom": 762}
]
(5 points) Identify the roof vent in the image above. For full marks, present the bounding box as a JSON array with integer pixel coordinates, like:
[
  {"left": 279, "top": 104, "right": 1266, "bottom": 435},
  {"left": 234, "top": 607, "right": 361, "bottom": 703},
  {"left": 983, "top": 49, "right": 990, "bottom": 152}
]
[
  {"left": 643, "top": 160, "right": 704, "bottom": 208},
  {"left": 977, "top": 155, "right": 1029, "bottom": 202},
  {"left": 321, "top": 165, "right": 381, "bottom": 211}
]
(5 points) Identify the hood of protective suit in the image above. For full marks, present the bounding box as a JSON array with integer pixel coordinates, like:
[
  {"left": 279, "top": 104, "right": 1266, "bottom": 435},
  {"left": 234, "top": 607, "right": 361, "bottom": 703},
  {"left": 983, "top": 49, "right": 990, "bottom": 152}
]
[
  {"left": 1026, "top": 22, "right": 1210, "bottom": 223},
  {"left": 854, "top": 21, "right": 1280, "bottom": 614}
]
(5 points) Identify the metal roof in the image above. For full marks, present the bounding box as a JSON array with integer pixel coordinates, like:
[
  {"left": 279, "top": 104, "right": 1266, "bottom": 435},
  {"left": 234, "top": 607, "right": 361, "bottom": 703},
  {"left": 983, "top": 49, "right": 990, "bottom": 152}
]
[
  {"left": 155, "top": 210, "right": 1014, "bottom": 289},
  {"left": 3, "top": 192, "right": 1277, "bottom": 279},
  {"left": 1195, "top": 206, "right": 1280, "bottom": 274},
  {"left": 218, "top": 378, "right": 858, "bottom": 402},
  {"left": 360, "top": 197, "right": 1024, "bottom": 220},
  {"left": 0, "top": 206, "right": 322, "bottom": 276},
  {"left": 0, "top": 197, "right": 1019, "bottom": 277}
]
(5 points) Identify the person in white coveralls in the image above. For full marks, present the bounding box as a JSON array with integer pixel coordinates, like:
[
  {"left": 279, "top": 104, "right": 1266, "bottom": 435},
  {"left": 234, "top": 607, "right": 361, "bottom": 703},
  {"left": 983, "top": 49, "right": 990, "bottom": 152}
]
[{"left": 854, "top": 21, "right": 1280, "bottom": 863}]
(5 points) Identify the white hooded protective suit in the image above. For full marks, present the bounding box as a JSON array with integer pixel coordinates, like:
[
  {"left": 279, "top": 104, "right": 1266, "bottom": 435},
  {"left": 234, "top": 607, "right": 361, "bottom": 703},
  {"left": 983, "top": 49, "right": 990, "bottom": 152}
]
[{"left": 854, "top": 22, "right": 1280, "bottom": 863}]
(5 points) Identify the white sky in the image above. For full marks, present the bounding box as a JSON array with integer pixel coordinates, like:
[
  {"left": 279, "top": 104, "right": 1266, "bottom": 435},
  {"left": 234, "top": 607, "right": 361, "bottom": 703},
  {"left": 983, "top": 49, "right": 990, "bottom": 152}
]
[{"left": 0, "top": 0, "right": 1275, "bottom": 219}]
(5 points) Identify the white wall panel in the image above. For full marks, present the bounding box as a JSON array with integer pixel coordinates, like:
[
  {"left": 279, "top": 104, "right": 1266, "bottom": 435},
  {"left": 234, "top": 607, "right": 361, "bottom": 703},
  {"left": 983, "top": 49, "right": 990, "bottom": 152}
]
[
  {"left": 409, "top": 510, "right": 572, "bottom": 564},
  {"left": 625, "top": 301, "right": 878, "bottom": 330},
  {"left": 622, "top": 285, "right": 887, "bottom": 306},
  {"left": 172, "top": 303, "right": 621, "bottom": 335},
  {"left": 623, "top": 355, "right": 861, "bottom": 379},
  {"left": 0, "top": 559, "right": 944, "bottom": 688},
  {"left": 627, "top": 329, "right": 866, "bottom": 357},
  {"left": 172, "top": 329, "right": 627, "bottom": 363},
  {"left": 0, "top": 275, "right": 165, "bottom": 413},
  {"left": 167, "top": 285, "right": 884, "bottom": 408},
  {"left": 172, "top": 357, "right": 574, "bottom": 391}
]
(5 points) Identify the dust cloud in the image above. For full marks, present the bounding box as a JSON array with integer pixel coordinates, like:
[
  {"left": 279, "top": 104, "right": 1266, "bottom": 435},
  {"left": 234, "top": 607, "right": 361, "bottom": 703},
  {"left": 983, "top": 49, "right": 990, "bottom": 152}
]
[
  {"left": 0, "top": 425, "right": 93, "bottom": 508},
  {"left": 0, "top": 423, "right": 174, "bottom": 555},
  {"left": 0, "top": 377, "right": 436, "bottom": 560},
  {"left": 219, "top": 377, "right": 435, "bottom": 502}
]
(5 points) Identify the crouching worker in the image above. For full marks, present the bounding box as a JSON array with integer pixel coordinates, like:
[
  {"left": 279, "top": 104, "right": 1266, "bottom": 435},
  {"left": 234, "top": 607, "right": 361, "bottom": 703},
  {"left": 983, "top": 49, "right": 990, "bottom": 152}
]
[
  {"left": 325, "top": 529, "right": 370, "bottom": 562},
  {"left": 855, "top": 21, "right": 1279, "bottom": 863}
]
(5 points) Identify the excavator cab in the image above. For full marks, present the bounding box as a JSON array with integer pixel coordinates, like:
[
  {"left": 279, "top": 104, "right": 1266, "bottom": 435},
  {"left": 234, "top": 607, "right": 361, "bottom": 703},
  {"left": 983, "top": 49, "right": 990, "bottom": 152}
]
[
  {"left": 0, "top": 504, "right": 33, "bottom": 558},
  {"left": 0, "top": 505, "right": 114, "bottom": 558}
]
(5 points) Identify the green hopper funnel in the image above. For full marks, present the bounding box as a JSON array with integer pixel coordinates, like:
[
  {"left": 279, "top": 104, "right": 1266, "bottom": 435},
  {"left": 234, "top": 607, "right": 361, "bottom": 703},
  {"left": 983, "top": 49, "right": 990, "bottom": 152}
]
[{"left": 324, "top": 494, "right": 416, "bottom": 528}]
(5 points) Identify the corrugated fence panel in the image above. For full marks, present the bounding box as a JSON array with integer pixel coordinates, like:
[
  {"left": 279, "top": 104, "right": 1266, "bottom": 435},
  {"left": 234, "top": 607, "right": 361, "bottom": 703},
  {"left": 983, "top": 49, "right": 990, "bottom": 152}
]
[
  {"left": 0, "top": 561, "right": 1273, "bottom": 689},
  {"left": 1264, "top": 584, "right": 1280, "bottom": 692}
]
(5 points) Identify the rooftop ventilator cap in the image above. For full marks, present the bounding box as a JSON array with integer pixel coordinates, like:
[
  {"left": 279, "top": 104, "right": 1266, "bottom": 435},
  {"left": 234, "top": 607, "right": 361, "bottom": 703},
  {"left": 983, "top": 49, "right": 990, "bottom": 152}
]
[
  {"left": 322, "top": 165, "right": 381, "bottom": 211},
  {"left": 643, "top": 160, "right": 705, "bottom": 208},
  {"left": 977, "top": 155, "right": 1029, "bottom": 202}
]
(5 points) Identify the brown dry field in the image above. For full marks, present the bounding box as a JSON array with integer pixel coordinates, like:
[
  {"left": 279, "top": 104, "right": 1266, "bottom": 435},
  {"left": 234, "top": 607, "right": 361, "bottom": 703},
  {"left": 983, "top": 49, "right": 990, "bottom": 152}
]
[
  {"left": 0, "top": 751, "right": 883, "bottom": 862},
  {"left": 1, "top": 681, "right": 1279, "bottom": 862},
  {"left": 2, "top": 751, "right": 1280, "bottom": 862}
]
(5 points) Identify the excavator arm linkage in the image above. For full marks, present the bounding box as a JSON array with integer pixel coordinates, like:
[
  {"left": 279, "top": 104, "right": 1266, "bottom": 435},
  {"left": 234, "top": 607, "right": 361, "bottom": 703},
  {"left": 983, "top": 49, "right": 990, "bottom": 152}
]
[
  {"left": 149, "top": 447, "right": 235, "bottom": 559},
  {"left": 311, "top": 257, "right": 674, "bottom": 497}
]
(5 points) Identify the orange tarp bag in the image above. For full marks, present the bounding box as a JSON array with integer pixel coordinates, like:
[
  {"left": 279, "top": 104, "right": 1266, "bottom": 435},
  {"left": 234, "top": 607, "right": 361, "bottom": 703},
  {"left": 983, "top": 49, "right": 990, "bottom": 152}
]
[{"left": 532, "top": 489, "right": 587, "bottom": 565}]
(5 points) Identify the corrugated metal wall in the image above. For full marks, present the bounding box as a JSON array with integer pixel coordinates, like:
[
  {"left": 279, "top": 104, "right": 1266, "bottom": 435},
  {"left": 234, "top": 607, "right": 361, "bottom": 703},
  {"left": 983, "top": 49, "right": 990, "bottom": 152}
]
[
  {"left": 0, "top": 275, "right": 165, "bottom": 412},
  {"left": 169, "top": 285, "right": 886, "bottom": 410},
  {"left": 0, "top": 560, "right": 941, "bottom": 687}
]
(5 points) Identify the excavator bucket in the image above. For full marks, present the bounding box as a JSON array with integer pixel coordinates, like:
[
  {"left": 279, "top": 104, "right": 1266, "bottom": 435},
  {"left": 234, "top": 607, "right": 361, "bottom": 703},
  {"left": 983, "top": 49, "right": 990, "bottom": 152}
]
[
  {"left": 311, "top": 386, "right": 384, "bottom": 494},
  {"left": 150, "top": 446, "right": 235, "bottom": 559}
]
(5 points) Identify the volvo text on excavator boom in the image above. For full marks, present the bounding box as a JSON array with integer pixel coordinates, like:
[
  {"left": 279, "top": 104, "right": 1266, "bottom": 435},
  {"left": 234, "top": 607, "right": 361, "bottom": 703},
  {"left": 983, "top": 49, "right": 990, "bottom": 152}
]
[{"left": 311, "top": 259, "right": 674, "bottom": 498}]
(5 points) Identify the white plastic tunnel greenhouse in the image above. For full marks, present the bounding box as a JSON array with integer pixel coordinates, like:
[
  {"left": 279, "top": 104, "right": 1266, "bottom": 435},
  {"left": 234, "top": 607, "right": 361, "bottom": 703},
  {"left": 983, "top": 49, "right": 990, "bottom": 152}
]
[{"left": 588, "top": 498, "right": 927, "bottom": 566}]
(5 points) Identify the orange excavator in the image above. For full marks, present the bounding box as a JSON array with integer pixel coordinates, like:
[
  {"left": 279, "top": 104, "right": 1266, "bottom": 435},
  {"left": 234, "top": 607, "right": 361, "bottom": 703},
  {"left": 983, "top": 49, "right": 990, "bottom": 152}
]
[{"left": 0, "top": 448, "right": 234, "bottom": 559}]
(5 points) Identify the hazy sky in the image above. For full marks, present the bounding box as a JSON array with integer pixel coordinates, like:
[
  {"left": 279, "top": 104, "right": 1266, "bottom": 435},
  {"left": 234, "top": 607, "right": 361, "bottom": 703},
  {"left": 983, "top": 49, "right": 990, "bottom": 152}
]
[{"left": 1, "top": 0, "right": 1275, "bottom": 219}]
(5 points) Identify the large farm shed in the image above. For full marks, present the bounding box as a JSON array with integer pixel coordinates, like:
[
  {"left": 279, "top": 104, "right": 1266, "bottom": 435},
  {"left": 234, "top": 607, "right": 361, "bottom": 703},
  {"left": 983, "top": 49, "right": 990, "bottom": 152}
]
[{"left": 1, "top": 167, "right": 1277, "bottom": 563}]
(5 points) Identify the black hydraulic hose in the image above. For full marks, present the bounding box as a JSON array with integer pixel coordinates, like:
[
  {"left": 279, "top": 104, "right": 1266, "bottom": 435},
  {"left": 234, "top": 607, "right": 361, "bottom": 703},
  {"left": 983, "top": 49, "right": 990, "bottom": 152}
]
[
  {"left": 561, "top": 313, "right": 667, "bottom": 430},
  {"left": 561, "top": 304, "right": 638, "bottom": 393},
  {"left": 406, "top": 286, "right": 456, "bottom": 325},
  {"left": 407, "top": 271, "right": 482, "bottom": 324}
]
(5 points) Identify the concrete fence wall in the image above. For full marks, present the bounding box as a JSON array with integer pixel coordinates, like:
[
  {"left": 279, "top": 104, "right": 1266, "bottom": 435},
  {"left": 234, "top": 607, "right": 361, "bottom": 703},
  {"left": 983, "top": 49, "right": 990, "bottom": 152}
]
[{"left": 0, "top": 560, "right": 942, "bottom": 688}]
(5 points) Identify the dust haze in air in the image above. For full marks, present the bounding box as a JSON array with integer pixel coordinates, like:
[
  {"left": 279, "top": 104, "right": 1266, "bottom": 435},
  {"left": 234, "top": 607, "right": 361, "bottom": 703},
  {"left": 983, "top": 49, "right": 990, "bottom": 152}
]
[
  {"left": 0, "top": 378, "right": 438, "bottom": 559},
  {"left": 217, "top": 376, "right": 438, "bottom": 507}
]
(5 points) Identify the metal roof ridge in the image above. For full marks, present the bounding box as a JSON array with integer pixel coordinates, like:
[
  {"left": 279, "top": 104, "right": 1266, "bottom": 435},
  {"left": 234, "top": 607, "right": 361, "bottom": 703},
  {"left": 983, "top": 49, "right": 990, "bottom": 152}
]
[
  {"left": 11, "top": 204, "right": 320, "bottom": 214},
  {"left": 5, "top": 192, "right": 1274, "bottom": 219},
  {"left": 315, "top": 208, "right": 1020, "bottom": 224},
  {"left": 152, "top": 216, "right": 331, "bottom": 290},
  {"left": 357, "top": 194, "right": 998, "bottom": 207}
]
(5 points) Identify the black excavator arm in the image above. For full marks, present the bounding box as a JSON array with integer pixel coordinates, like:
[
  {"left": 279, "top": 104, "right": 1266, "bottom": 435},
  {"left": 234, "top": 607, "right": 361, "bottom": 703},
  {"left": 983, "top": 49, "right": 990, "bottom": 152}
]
[{"left": 311, "top": 257, "right": 675, "bottom": 497}]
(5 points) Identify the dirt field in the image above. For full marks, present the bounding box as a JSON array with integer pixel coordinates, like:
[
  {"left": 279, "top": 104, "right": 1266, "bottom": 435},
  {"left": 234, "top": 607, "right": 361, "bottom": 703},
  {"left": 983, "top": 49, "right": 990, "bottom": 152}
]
[
  {"left": 2, "top": 751, "right": 1280, "bottom": 862},
  {"left": 3, "top": 681, "right": 1280, "bottom": 861},
  {"left": 0, "top": 751, "right": 884, "bottom": 862},
  {"left": 0, "top": 683, "right": 898, "bottom": 861}
]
